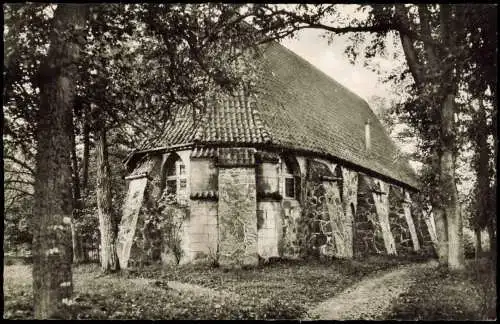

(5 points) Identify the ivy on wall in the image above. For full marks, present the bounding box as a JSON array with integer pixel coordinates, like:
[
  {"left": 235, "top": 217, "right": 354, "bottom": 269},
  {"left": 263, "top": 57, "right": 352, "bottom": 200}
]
[
  {"left": 130, "top": 183, "right": 189, "bottom": 266},
  {"left": 280, "top": 202, "right": 301, "bottom": 257}
]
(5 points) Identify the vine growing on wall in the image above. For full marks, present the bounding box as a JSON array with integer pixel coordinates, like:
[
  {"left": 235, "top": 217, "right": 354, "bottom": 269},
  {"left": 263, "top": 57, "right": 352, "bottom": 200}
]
[
  {"left": 157, "top": 192, "right": 187, "bottom": 264},
  {"left": 135, "top": 191, "right": 187, "bottom": 265}
]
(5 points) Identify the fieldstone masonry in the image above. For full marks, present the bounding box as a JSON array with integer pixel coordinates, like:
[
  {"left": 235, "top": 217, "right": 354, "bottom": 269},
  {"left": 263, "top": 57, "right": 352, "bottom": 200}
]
[
  {"left": 355, "top": 175, "right": 386, "bottom": 255},
  {"left": 323, "top": 181, "right": 349, "bottom": 258},
  {"left": 281, "top": 200, "right": 302, "bottom": 258}
]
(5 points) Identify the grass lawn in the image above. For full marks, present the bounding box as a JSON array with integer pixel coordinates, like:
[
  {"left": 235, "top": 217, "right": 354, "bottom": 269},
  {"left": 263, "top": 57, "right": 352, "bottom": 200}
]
[
  {"left": 386, "top": 257, "right": 497, "bottom": 320},
  {"left": 3, "top": 255, "right": 418, "bottom": 320}
]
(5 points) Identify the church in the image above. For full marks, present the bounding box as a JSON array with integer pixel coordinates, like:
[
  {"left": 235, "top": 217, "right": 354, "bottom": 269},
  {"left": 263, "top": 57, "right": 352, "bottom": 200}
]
[{"left": 117, "top": 41, "right": 434, "bottom": 268}]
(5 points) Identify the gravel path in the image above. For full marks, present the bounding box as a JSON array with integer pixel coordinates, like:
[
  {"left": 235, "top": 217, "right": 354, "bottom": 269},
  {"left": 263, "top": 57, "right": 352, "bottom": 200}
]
[{"left": 307, "top": 260, "right": 439, "bottom": 320}]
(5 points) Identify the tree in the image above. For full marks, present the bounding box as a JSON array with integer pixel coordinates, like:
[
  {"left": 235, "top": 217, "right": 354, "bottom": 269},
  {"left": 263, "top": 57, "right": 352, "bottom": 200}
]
[
  {"left": 4, "top": 3, "right": 274, "bottom": 274},
  {"left": 3, "top": 3, "right": 44, "bottom": 261},
  {"left": 470, "top": 100, "right": 491, "bottom": 255},
  {"left": 31, "top": 4, "right": 89, "bottom": 318}
]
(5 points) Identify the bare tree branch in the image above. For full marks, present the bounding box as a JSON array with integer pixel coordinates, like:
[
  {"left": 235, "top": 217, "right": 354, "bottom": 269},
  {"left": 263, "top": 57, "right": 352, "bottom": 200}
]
[
  {"left": 4, "top": 155, "right": 35, "bottom": 174},
  {"left": 255, "top": 5, "right": 443, "bottom": 48}
]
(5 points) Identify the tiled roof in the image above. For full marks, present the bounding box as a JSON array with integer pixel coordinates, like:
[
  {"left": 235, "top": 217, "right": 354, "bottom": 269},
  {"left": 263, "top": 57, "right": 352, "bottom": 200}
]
[
  {"left": 255, "top": 150, "right": 280, "bottom": 163},
  {"left": 134, "top": 41, "right": 418, "bottom": 189},
  {"left": 216, "top": 147, "right": 256, "bottom": 167},
  {"left": 193, "top": 89, "right": 270, "bottom": 144},
  {"left": 142, "top": 106, "right": 198, "bottom": 149},
  {"left": 190, "top": 147, "right": 218, "bottom": 159}
]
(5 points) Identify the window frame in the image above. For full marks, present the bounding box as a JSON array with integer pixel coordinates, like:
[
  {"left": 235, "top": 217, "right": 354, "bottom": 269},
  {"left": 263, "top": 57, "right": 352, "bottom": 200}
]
[
  {"left": 281, "top": 158, "right": 298, "bottom": 200},
  {"left": 163, "top": 157, "right": 187, "bottom": 204},
  {"left": 284, "top": 175, "right": 296, "bottom": 199}
]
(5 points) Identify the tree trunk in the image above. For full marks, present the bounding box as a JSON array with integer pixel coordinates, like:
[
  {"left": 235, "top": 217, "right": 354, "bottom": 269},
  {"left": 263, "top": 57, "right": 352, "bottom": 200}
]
[
  {"left": 475, "top": 227, "right": 482, "bottom": 259},
  {"left": 70, "top": 111, "right": 84, "bottom": 264},
  {"left": 397, "top": 10, "right": 450, "bottom": 263},
  {"left": 491, "top": 97, "right": 497, "bottom": 259},
  {"left": 79, "top": 103, "right": 91, "bottom": 262},
  {"left": 431, "top": 146, "right": 448, "bottom": 264},
  {"left": 441, "top": 94, "right": 464, "bottom": 270},
  {"left": 96, "top": 126, "right": 120, "bottom": 273},
  {"left": 433, "top": 207, "right": 448, "bottom": 263},
  {"left": 32, "top": 4, "right": 88, "bottom": 319},
  {"left": 475, "top": 101, "right": 491, "bottom": 232},
  {"left": 81, "top": 103, "right": 90, "bottom": 193},
  {"left": 488, "top": 221, "right": 496, "bottom": 255}
]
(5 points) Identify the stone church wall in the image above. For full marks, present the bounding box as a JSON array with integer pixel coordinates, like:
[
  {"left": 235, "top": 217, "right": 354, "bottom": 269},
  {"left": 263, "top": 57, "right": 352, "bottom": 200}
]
[
  {"left": 354, "top": 174, "right": 387, "bottom": 256},
  {"left": 120, "top": 148, "right": 431, "bottom": 269}
]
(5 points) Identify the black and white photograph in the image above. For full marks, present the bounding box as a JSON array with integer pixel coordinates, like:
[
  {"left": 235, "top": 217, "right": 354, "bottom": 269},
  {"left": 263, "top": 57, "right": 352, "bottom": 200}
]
[{"left": 3, "top": 3, "right": 497, "bottom": 320}]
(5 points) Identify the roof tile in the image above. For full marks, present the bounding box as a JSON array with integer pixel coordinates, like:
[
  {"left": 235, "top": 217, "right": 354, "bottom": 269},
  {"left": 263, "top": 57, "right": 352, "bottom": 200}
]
[{"left": 136, "top": 42, "right": 417, "bottom": 188}]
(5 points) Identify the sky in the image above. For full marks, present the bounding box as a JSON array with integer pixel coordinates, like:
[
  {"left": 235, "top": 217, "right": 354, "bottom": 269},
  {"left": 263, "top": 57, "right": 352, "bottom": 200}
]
[{"left": 280, "top": 29, "right": 393, "bottom": 106}]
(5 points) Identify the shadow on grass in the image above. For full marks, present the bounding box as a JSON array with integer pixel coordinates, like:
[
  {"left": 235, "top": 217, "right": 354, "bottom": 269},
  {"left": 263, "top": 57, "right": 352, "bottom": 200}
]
[
  {"left": 3, "top": 254, "right": 433, "bottom": 320},
  {"left": 387, "top": 257, "right": 496, "bottom": 320}
]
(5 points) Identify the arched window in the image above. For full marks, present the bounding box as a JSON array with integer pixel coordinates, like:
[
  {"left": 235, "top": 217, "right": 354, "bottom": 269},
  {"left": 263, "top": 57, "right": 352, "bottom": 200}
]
[
  {"left": 281, "top": 156, "right": 300, "bottom": 200},
  {"left": 162, "top": 153, "right": 187, "bottom": 203}
]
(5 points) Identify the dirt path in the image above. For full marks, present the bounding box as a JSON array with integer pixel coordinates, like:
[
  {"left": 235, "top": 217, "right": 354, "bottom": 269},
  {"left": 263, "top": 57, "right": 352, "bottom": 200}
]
[{"left": 307, "top": 260, "right": 439, "bottom": 320}]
